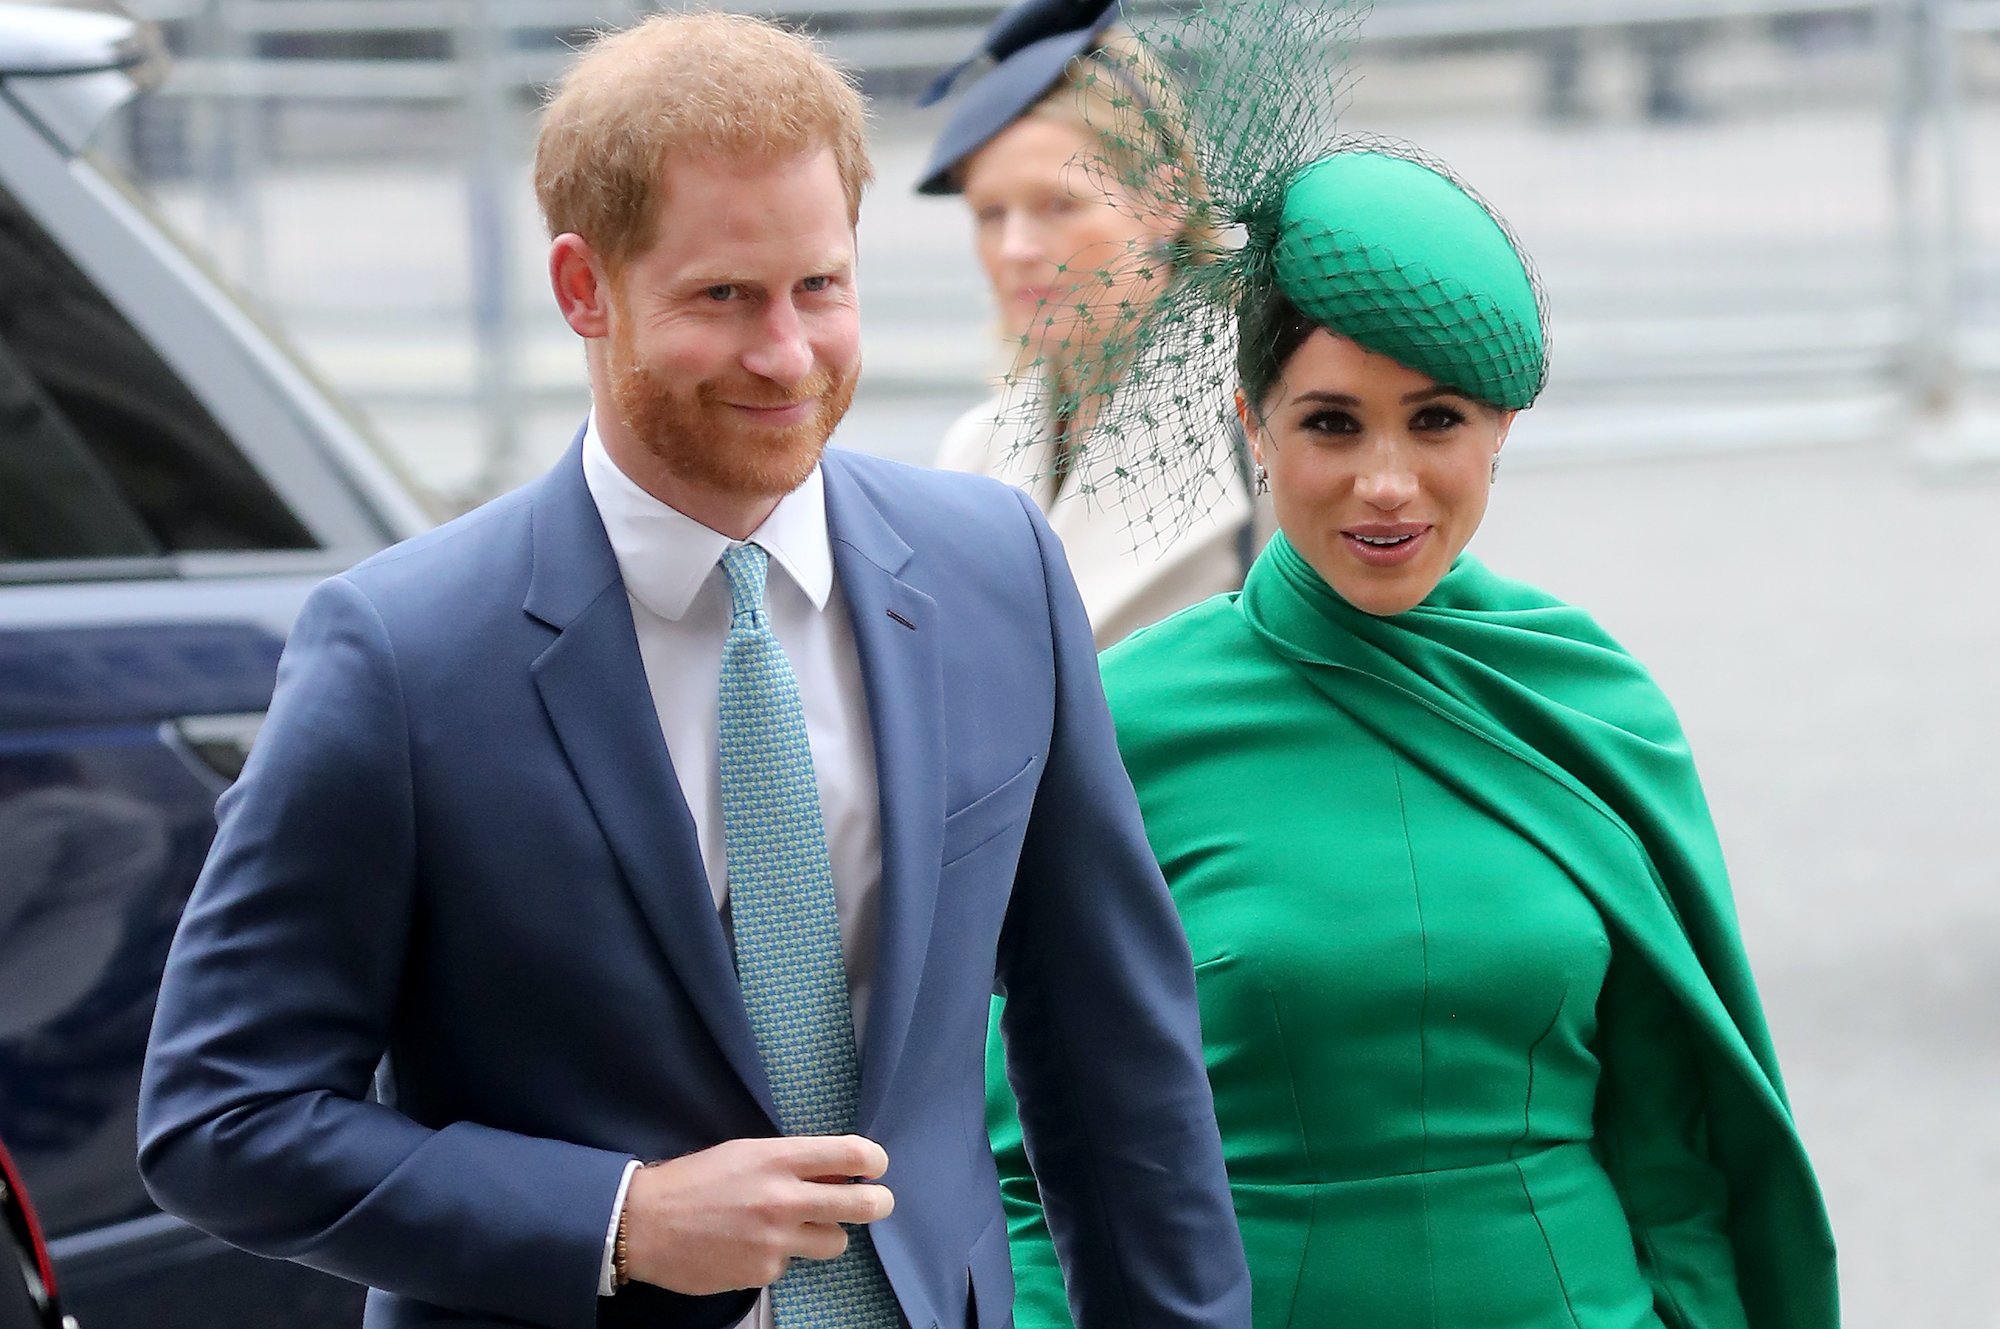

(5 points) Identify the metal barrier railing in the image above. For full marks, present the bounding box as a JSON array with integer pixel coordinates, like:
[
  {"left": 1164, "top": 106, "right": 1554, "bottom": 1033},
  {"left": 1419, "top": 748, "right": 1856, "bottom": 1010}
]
[
  {"left": 133, "top": 0, "right": 1930, "bottom": 90},
  {"left": 108, "top": 0, "right": 2000, "bottom": 497}
]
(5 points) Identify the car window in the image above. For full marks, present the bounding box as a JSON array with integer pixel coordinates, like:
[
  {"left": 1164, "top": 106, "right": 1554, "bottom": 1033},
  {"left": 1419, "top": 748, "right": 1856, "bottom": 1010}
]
[{"left": 0, "top": 179, "right": 314, "bottom": 562}]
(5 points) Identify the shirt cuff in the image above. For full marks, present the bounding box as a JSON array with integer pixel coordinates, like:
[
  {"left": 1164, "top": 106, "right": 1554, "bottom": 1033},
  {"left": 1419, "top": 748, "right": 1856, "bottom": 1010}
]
[{"left": 599, "top": 1159, "right": 643, "bottom": 1297}]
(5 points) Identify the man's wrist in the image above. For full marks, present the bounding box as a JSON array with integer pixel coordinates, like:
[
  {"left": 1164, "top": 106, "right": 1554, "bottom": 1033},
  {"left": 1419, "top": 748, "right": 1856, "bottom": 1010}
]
[
  {"left": 613, "top": 1190, "right": 633, "bottom": 1287},
  {"left": 599, "top": 1159, "right": 643, "bottom": 1297}
]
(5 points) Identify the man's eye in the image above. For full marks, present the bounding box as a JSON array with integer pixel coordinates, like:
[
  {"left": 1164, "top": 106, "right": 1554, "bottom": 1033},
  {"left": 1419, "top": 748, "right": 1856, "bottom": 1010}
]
[
  {"left": 705, "top": 284, "right": 736, "bottom": 302},
  {"left": 801, "top": 275, "right": 833, "bottom": 293}
]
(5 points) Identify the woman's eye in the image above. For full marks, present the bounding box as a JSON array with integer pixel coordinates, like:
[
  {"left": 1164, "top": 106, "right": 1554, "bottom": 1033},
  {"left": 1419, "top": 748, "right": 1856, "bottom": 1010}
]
[
  {"left": 1411, "top": 405, "right": 1467, "bottom": 432},
  {"left": 1300, "top": 409, "right": 1359, "bottom": 435}
]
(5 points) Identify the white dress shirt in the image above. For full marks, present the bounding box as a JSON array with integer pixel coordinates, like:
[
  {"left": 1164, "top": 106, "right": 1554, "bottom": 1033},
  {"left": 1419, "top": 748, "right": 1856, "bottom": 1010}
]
[{"left": 580, "top": 417, "right": 883, "bottom": 1314}]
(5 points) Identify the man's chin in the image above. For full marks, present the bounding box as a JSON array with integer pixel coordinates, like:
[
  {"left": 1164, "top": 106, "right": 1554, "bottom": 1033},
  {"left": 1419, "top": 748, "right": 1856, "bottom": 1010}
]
[
  {"left": 655, "top": 420, "right": 831, "bottom": 501},
  {"left": 620, "top": 367, "right": 856, "bottom": 503}
]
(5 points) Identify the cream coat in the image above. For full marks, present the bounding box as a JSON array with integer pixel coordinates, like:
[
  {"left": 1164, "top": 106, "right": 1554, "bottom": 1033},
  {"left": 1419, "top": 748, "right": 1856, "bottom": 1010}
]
[{"left": 934, "top": 384, "right": 1267, "bottom": 648}]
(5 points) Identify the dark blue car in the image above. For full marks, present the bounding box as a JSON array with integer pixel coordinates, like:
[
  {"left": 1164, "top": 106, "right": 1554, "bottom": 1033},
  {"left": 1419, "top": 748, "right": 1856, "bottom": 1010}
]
[{"left": 0, "top": 5, "right": 429, "bottom": 1323}]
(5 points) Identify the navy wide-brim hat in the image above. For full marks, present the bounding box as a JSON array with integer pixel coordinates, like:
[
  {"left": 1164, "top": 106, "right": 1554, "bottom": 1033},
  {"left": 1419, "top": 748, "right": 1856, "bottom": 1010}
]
[{"left": 915, "top": 0, "right": 1123, "bottom": 196}]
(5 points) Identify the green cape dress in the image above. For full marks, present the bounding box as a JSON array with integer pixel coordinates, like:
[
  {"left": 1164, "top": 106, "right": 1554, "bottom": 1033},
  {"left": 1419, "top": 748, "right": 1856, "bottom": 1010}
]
[{"left": 986, "top": 534, "right": 1836, "bottom": 1329}]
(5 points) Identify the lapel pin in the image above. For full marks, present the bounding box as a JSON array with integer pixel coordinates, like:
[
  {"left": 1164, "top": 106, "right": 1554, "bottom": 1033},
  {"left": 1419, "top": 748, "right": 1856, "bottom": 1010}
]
[{"left": 885, "top": 608, "right": 916, "bottom": 631}]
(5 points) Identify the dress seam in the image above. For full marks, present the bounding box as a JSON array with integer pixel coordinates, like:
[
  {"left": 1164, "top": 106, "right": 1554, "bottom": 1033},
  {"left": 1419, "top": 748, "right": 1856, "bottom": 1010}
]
[
  {"left": 1266, "top": 988, "right": 1320, "bottom": 1329},
  {"left": 1389, "top": 756, "right": 1439, "bottom": 1329},
  {"left": 1513, "top": 987, "right": 1585, "bottom": 1328},
  {"left": 1223, "top": 1139, "right": 1595, "bottom": 1188},
  {"left": 1510, "top": 981, "right": 1571, "bottom": 1162},
  {"left": 1513, "top": 1158, "right": 1585, "bottom": 1329},
  {"left": 1265, "top": 986, "right": 1322, "bottom": 1180}
]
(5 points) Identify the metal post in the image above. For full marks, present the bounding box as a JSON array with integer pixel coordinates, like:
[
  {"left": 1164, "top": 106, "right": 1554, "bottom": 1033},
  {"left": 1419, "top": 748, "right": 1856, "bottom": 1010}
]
[
  {"left": 1896, "top": 0, "right": 1960, "bottom": 452},
  {"left": 1925, "top": 0, "right": 1966, "bottom": 413},
  {"left": 459, "top": 0, "right": 524, "bottom": 499},
  {"left": 220, "top": 0, "right": 268, "bottom": 299},
  {"left": 192, "top": 0, "right": 230, "bottom": 266},
  {"left": 1894, "top": 0, "right": 1967, "bottom": 454},
  {"left": 1944, "top": 0, "right": 2000, "bottom": 463},
  {"left": 1931, "top": 0, "right": 1974, "bottom": 422}
]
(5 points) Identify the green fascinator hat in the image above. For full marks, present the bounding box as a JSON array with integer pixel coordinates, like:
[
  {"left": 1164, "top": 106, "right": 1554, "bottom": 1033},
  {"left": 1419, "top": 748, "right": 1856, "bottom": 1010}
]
[{"left": 1269, "top": 151, "right": 1547, "bottom": 411}]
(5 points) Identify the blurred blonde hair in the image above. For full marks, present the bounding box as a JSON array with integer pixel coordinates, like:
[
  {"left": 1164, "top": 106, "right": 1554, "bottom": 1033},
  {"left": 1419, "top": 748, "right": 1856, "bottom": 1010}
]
[
  {"left": 1023, "top": 27, "right": 1221, "bottom": 262},
  {"left": 534, "top": 12, "right": 873, "bottom": 274}
]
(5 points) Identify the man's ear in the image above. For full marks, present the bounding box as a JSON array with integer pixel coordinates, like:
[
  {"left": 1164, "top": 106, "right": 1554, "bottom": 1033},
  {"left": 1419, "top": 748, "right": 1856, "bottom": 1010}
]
[{"left": 550, "top": 233, "right": 611, "bottom": 339}]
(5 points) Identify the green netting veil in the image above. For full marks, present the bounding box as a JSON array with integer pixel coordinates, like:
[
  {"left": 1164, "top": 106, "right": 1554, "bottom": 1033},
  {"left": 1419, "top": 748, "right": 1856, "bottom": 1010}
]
[{"left": 995, "top": 0, "right": 1549, "bottom": 540}]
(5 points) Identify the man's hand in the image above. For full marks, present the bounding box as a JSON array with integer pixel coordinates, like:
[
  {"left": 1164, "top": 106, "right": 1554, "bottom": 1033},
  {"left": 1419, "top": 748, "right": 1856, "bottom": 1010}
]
[{"left": 621, "top": 1135, "right": 895, "bottom": 1294}]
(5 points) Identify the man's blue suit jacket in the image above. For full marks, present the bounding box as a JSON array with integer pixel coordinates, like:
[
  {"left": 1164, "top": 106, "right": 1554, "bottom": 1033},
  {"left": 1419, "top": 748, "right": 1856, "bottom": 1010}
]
[{"left": 138, "top": 442, "right": 1251, "bottom": 1329}]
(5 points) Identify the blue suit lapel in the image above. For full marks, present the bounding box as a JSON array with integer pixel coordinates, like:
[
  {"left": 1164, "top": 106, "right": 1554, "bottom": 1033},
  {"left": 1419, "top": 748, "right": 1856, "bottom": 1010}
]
[
  {"left": 523, "top": 439, "right": 778, "bottom": 1125},
  {"left": 824, "top": 454, "right": 946, "bottom": 1131}
]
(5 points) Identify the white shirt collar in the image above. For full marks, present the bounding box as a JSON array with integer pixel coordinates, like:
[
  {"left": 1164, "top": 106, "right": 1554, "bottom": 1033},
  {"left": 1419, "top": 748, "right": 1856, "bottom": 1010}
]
[{"left": 580, "top": 414, "right": 834, "bottom": 623}]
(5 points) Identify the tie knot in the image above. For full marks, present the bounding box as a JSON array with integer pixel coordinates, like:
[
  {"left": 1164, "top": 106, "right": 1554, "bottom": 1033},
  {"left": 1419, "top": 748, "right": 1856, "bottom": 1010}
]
[{"left": 720, "top": 542, "right": 770, "bottom": 622}]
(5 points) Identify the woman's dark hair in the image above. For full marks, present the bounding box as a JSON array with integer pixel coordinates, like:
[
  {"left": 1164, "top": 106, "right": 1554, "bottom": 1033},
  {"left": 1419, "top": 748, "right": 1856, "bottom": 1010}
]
[{"left": 1235, "top": 279, "right": 1321, "bottom": 416}]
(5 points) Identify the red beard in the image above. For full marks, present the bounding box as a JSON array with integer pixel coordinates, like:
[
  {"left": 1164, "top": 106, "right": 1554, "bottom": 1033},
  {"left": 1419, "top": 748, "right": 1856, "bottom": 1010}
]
[{"left": 605, "top": 326, "right": 858, "bottom": 501}]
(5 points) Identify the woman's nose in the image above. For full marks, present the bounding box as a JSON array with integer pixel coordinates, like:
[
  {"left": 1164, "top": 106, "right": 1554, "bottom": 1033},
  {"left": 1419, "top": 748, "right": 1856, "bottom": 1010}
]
[
  {"left": 1353, "top": 447, "right": 1419, "bottom": 509},
  {"left": 997, "top": 211, "right": 1043, "bottom": 264}
]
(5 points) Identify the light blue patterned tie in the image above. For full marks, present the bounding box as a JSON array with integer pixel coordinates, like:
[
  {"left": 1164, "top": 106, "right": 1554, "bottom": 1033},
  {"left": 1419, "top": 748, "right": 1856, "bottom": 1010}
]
[{"left": 716, "top": 542, "right": 900, "bottom": 1329}]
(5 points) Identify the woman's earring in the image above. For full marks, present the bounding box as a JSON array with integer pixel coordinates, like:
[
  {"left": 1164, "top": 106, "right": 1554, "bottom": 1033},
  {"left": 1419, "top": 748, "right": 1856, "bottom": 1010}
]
[
  {"left": 1490, "top": 454, "right": 1501, "bottom": 484},
  {"left": 1254, "top": 463, "right": 1270, "bottom": 496}
]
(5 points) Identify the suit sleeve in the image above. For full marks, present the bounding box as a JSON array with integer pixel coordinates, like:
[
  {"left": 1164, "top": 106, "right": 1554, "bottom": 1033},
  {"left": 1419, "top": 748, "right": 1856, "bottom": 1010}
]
[
  {"left": 137, "top": 574, "right": 633, "bottom": 1329},
  {"left": 1594, "top": 948, "right": 1751, "bottom": 1329},
  {"left": 989, "top": 490, "right": 1251, "bottom": 1329}
]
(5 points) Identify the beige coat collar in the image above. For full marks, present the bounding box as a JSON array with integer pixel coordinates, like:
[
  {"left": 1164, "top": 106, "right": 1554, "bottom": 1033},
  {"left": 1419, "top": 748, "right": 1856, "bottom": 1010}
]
[{"left": 934, "top": 383, "right": 1263, "bottom": 646}]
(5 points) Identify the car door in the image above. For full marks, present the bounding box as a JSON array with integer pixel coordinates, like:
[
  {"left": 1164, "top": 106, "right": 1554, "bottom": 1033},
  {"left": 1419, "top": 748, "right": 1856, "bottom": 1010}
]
[{"left": 0, "top": 48, "right": 423, "bottom": 1327}]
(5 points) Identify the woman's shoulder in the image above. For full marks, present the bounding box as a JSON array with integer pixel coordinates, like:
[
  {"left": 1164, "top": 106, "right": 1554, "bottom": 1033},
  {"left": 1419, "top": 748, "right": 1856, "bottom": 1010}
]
[
  {"left": 1104, "top": 590, "right": 1242, "bottom": 657},
  {"left": 1099, "top": 593, "right": 1260, "bottom": 713},
  {"left": 1434, "top": 556, "right": 1689, "bottom": 754},
  {"left": 932, "top": 388, "right": 1017, "bottom": 475}
]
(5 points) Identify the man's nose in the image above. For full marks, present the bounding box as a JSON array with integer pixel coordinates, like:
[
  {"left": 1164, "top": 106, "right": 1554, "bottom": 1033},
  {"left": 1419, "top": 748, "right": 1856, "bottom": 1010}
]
[{"left": 741, "top": 299, "right": 815, "bottom": 387}]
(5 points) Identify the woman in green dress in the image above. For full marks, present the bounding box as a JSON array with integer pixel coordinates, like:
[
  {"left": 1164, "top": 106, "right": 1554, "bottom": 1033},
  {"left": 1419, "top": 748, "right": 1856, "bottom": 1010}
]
[{"left": 980, "top": 109, "right": 1838, "bottom": 1329}]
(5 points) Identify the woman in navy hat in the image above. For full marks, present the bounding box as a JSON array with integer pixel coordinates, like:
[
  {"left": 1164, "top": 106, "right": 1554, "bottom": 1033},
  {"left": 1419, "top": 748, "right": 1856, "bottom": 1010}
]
[{"left": 919, "top": 0, "right": 1266, "bottom": 648}]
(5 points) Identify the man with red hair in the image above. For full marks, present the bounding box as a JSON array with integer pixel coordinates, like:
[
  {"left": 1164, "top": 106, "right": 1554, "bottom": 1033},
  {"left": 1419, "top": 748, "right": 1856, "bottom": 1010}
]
[{"left": 138, "top": 14, "right": 1250, "bottom": 1329}]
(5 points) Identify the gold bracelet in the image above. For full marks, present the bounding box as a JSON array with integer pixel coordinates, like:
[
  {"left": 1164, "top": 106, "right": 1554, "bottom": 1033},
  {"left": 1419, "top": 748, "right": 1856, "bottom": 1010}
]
[{"left": 613, "top": 1192, "right": 633, "bottom": 1288}]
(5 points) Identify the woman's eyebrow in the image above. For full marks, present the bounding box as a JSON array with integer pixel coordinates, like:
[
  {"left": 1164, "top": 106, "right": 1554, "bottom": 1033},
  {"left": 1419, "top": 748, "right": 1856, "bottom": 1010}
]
[{"left": 1285, "top": 386, "right": 1472, "bottom": 409}]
